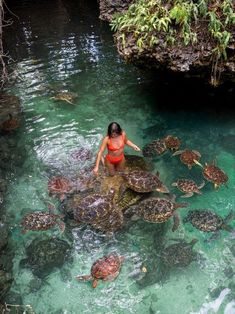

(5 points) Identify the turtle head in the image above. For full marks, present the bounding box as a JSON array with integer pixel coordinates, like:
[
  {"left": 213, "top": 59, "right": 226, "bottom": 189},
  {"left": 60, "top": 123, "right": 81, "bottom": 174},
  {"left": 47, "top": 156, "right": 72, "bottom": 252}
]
[{"left": 156, "top": 184, "right": 169, "bottom": 194}]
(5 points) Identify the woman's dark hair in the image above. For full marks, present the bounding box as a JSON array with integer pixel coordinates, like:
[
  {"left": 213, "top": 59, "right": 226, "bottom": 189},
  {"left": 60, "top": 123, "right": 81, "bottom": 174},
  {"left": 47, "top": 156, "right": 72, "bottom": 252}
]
[{"left": 107, "top": 122, "right": 122, "bottom": 137}]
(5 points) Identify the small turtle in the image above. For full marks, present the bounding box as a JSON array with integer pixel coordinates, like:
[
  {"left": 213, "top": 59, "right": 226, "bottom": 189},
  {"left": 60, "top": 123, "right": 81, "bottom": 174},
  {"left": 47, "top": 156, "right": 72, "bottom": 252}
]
[
  {"left": 164, "top": 135, "right": 181, "bottom": 151},
  {"left": 21, "top": 210, "right": 65, "bottom": 233},
  {"left": 161, "top": 239, "right": 198, "bottom": 267},
  {"left": 173, "top": 149, "right": 201, "bottom": 169},
  {"left": 143, "top": 139, "right": 167, "bottom": 157},
  {"left": 194, "top": 160, "right": 228, "bottom": 189},
  {"left": 136, "top": 197, "right": 188, "bottom": 231},
  {"left": 50, "top": 92, "right": 77, "bottom": 104},
  {"left": 122, "top": 170, "right": 169, "bottom": 193},
  {"left": 184, "top": 210, "right": 233, "bottom": 232},
  {"left": 48, "top": 176, "right": 74, "bottom": 201},
  {"left": 76, "top": 253, "right": 124, "bottom": 288},
  {"left": 0, "top": 114, "right": 20, "bottom": 131},
  {"left": 172, "top": 179, "right": 205, "bottom": 197}
]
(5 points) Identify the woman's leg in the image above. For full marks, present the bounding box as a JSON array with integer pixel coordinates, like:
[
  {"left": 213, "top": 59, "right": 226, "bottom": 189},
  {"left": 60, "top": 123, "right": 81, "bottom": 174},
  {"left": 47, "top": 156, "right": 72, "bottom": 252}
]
[
  {"left": 116, "top": 157, "right": 126, "bottom": 173},
  {"left": 105, "top": 158, "right": 116, "bottom": 176}
]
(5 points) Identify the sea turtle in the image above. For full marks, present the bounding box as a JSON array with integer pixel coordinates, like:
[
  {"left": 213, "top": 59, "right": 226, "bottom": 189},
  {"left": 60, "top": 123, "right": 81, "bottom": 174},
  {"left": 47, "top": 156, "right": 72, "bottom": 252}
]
[
  {"left": 173, "top": 149, "right": 201, "bottom": 169},
  {"left": 73, "top": 188, "right": 123, "bottom": 232},
  {"left": 172, "top": 179, "right": 205, "bottom": 197},
  {"left": 122, "top": 170, "right": 169, "bottom": 193},
  {"left": 0, "top": 114, "right": 20, "bottom": 131},
  {"left": 161, "top": 239, "right": 198, "bottom": 267},
  {"left": 136, "top": 197, "right": 188, "bottom": 231},
  {"left": 50, "top": 92, "right": 77, "bottom": 104},
  {"left": 48, "top": 176, "right": 74, "bottom": 201},
  {"left": 21, "top": 210, "right": 65, "bottom": 233},
  {"left": 184, "top": 210, "right": 233, "bottom": 232},
  {"left": 70, "top": 148, "right": 93, "bottom": 161},
  {"left": 194, "top": 160, "right": 228, "bottom": 189},
  {"left": 142, "top": 139, "right": 167, "bottom": 157},
  {"left": 20, "top": 237, "right": 71, "bottom": 278},
  {"left": 75, "top": 253, "right": 124, "bottom": 288},
  {"left": 164, "top": 135, "right": 181, "bottom": 151},
  {"left": 116, "top": 188, "right": 145, "bottom": 213}
]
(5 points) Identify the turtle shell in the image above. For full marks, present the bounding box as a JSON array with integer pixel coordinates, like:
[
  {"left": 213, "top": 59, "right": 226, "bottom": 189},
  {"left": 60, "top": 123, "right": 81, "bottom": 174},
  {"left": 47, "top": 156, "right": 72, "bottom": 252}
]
[
  {"left": 179, "top": 150, "right": 200, "bottom": 168},
  {"left": 123, "top": 170, "right": 167, "bottom": 193},
  {"left": 137, "top": 197, "right": 175, "bottom": 223},
  {"left": 73, "top": 190, "right": 115, "bottom": 224},
  {"left": 21, "top": 212, "right": 61, "bottom": 231},
  {"left": 176, "top": 179, "right": 200, "bottom": 193},
  {"left": 70, "top": 148, "right": 93, "bottom": 161},
  {"left": 203, "top": 164, "right": 228, "bottom": 186},
  {"left": 91, "top": 253, "right": 123, "bottom": 280},
  {"left": 164, "top": 135, "right": 181, "bottom": 151},
  {"left": 1, "top": 115, "right": 20, "bottom": 131},
  {"left": 184, "top": 210, "right": 224, "bottom": 232},
  {"left": 162, "top": 240, "right": 197, "bottom": 267},
  {"left": 48, "top": 176, "right": 73, "bottom": 199},
  {"left": 143, "top": 139, "right": 167, "bottom": 157}
]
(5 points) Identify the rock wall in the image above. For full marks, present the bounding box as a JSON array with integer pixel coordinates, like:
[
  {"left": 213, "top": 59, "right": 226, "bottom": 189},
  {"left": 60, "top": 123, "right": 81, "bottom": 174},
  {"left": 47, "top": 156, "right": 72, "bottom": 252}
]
[
  {"left": 99, "top": 0, "right": 134, "bottom": 22},
  {"left": 98, "top": 0, "right": 235, "bottom": 85}
]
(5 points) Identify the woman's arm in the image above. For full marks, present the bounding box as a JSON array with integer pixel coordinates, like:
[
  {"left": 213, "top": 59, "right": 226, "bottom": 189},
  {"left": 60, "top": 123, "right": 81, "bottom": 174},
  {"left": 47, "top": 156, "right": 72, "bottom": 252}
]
[
  {"left": 93, "top": 137, "right": 108, "bottom": 175},
  {"left": 123, "top": 132, "right": 141, "bottom": 152}
]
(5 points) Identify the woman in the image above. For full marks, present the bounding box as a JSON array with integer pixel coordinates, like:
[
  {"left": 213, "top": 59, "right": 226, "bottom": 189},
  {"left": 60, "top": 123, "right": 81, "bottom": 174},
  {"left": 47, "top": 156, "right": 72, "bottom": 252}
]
[{"left": 93, "top": 122, "right": 141, "bottom": 176}]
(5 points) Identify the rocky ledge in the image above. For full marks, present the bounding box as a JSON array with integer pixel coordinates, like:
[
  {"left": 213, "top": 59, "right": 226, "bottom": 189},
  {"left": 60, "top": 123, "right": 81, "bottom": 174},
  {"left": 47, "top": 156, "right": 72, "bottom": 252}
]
[{"left": 99, "top": 0, "right": 235, "bottom": 85}]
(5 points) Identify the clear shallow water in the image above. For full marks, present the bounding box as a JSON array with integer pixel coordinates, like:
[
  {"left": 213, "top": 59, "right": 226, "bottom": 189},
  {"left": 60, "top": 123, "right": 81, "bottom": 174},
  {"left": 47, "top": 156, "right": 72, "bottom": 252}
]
[{"left": 2, "top": 0, "right": 235, "bottom": 313}]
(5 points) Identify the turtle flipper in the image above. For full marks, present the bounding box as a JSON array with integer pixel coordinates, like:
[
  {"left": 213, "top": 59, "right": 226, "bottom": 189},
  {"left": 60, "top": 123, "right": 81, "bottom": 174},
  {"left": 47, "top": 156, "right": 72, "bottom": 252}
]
[
  {"left": 192, "top": 150, "right": 201, "bottom": 157},
  {"left": 104, "top": 271, "right": 120, "bottom": 282},
  {"left": 193, "top": 159, "right": 203, "bottom": 167},
  {"left": 198, "top": 181, "right": 205, "bottom": 190},
  {"left": 181, "top": 192, "right": 193, "bottom": 198},
  {"left": 172, "top": 150, "right": 183, "bottom": 156},
  {"left": 75, "top": 275, "right": 92, "bottom": 281},
  {"left": 59, "top": 222, "right": 65, "bottom": 233},
  {"left": 172, "top": 212, "right": 180, "bottom": 232},
  {"left": 224, "top": 211, "right": 233, "bottom": 224},
  {"left": 92, "top": 279, "right": 98, "bottom": 288}
]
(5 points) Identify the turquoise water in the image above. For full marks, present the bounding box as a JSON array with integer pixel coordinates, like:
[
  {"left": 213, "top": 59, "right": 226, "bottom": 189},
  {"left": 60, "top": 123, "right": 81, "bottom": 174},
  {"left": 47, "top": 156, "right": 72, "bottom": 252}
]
[{"left": 2, "top": 0, "right": 235, "bottom": 313}]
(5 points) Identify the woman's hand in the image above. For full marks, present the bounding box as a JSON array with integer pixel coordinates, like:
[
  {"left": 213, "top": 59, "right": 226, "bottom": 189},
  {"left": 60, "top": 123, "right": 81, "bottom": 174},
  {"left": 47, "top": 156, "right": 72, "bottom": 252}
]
[
  {"left": 93, "top": 166, "right": 99, "bottom": 175},
  {"left": 133, "top": 144, "right": 141, "bottom": 152}
]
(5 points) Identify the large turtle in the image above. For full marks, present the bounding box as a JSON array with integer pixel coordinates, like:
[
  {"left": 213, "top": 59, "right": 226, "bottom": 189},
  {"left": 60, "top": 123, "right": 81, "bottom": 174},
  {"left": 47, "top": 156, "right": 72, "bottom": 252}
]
[
  {"left": 0, "top": 114, "right": 20, "bottom": 132},
  {"left": 50, "top": 92, "right": 77, "bottom": 104},
  {"left": 194, "top": 160, "right": 228, "bottom": 189},
  {"left": 76, "top": 253, "right": 124, "bottom": 288},
  {"left": 142, "top": 139, "right": 167, "bottom": 157},
  {"left": 184, "top": 210, "right": 233, "bottom": 232},
  {"left": 172, "top": 179, "right": 205, "bottom": 197},
  {"left": 48, "top": 176, "right": 74, "bottom": 201},
  {"left": 161, "top": 239, "right": 198, "bottom": 268},
  {"left": 122, "top": 170, "right": 169, "bottom": 194},
  {"left": 173, "top": 149, "right": 201, "bottom": 169},
  {"left": 21, "top": 210, "right": 65, "bottom": 233},
  {"left": 136, "top": 197, "right": 188, "bottom": 231},
  {"left": 73, "top": 188, "right": 123, "bottom": 232},
  {"left": 164, "top": 135, "right": 181, "bottom": 151}
]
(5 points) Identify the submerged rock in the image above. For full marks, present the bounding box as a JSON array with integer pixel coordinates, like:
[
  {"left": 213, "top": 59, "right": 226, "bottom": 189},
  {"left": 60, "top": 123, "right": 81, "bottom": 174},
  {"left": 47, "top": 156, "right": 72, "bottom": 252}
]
[{"left": 0, "top": 269, "right": 13, "bottom": 302}]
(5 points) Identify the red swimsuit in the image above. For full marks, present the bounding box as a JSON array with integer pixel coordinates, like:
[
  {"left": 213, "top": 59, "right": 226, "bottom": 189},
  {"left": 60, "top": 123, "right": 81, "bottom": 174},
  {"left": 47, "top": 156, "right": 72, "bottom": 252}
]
[{"left": 106, "top": 133, "right": 125, "bottom": 164}]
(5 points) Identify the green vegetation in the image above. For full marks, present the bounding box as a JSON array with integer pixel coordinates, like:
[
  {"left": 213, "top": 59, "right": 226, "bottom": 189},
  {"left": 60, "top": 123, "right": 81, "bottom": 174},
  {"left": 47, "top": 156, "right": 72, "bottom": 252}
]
[{"left": 110, "top": 0, "right": 235, "bottom": 85}]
